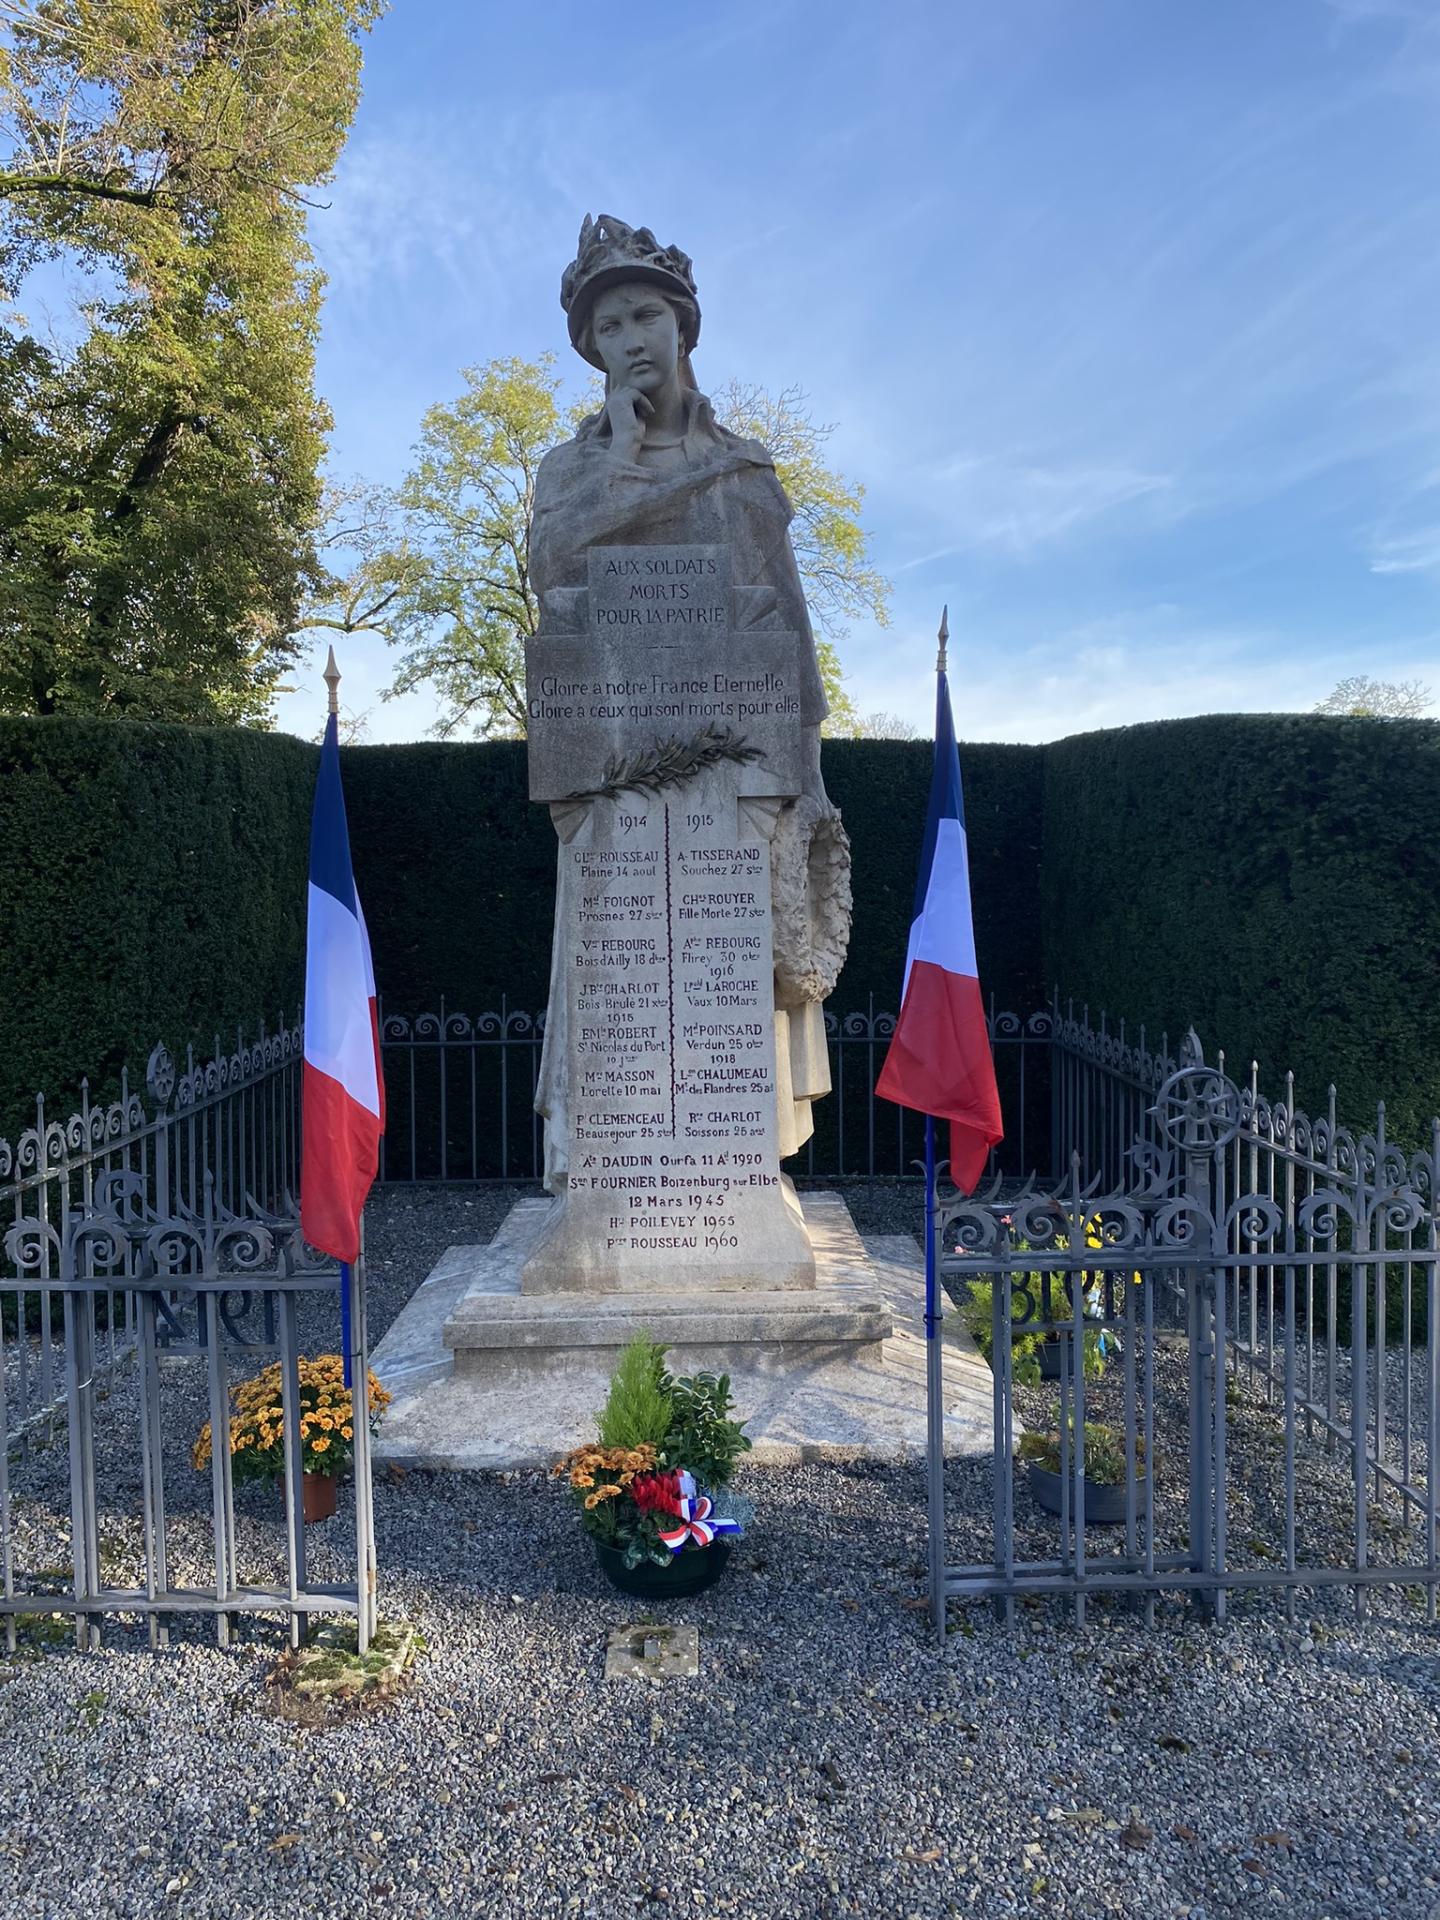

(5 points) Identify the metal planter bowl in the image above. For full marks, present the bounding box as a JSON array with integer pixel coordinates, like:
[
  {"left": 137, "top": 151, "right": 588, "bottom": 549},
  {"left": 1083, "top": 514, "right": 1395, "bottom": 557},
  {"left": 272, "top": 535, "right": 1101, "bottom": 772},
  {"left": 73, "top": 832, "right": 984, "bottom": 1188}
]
[
  {"left": 594, "top": 1540, "right": 732, "bottom": 1598},
  {"left": 1026, "top": 1462, "right": 1148, "bottom": 1527}
]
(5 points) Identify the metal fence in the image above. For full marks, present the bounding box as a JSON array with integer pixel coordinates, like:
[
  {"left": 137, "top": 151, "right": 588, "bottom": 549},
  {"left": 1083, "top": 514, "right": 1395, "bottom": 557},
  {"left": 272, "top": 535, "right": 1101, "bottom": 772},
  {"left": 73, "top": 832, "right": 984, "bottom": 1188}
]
[
  {"left": 1, "top": 1174, "right": 376, "bottom": 1651},
  {"left": 1, "top": 1018, "right": 303, "bottom": 1447},
  {"left": 15, "top": 991, "right": 1433, "bottom": 1639},
  {"left": 931, "top": 1037, "right": 1440, "bottom": 1631},
  {"left": 375, "top": 997, "right": 1060, "bottom": 1184}
]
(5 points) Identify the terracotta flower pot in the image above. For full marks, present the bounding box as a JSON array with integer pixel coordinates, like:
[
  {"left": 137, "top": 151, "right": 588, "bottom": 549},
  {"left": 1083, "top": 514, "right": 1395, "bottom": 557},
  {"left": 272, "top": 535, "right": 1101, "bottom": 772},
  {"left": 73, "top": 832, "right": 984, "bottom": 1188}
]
[{"left": 302, "top": 1471, "right": 338, "bottom": 1524}]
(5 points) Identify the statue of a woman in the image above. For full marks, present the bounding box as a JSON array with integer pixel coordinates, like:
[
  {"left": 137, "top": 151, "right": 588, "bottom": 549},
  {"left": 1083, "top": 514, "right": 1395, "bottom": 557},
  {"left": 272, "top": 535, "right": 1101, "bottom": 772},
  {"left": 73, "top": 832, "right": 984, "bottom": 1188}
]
[{"left": 532, "top": 215, "right": 851, "bottom": 1193}]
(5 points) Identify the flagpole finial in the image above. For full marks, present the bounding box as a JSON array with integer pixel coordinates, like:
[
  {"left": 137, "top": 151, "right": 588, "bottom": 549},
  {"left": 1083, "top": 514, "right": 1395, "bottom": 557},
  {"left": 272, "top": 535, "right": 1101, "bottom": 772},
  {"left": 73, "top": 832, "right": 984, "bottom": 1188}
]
[
  {"left": 323, "top": 644, "right": 341, "bottom": 717},
  {"left": 936, "top": 605, "right": 949, "bottom": 675}
]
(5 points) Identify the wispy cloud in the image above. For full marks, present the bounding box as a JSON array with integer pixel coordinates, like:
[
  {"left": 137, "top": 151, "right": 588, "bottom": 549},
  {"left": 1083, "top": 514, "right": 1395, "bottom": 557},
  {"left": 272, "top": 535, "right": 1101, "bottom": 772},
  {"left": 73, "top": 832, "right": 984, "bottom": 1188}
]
[
  {"left": 921, "top": 456, "right": 1175, "bottom": 558},
  {"left": 1324, "top": 0, "right": 1440, "bottom": 102},
  {"left": 310, "top": 92, "right": 629, "bottom": 307},
  {"left": 842, "top": 606, "right": 1440, "bottom": 745}
]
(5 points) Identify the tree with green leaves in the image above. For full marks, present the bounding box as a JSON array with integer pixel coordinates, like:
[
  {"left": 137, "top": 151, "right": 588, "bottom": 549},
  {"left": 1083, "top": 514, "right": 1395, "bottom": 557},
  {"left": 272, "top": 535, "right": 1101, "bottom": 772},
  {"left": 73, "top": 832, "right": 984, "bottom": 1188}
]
[
  {"left": 310, "top": 356, "right": 892, "bottom": 738},
  {"left": 0, "top": 0, "right": 382, "bottom": 722}
]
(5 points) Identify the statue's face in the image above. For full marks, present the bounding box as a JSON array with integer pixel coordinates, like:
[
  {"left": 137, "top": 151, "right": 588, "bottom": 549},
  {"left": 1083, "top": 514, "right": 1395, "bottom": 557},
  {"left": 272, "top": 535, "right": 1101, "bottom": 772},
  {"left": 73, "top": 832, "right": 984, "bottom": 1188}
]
[{"left": 588, "top": 281, "right": 681, "bottom": 394}]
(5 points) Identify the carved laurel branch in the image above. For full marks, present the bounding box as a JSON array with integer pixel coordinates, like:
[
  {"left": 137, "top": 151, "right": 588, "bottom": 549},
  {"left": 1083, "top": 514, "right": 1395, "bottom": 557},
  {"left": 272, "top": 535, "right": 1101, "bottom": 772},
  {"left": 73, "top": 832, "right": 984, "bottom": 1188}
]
[{"left": 565, "top": 723, "right": 764, "bottom": 804}]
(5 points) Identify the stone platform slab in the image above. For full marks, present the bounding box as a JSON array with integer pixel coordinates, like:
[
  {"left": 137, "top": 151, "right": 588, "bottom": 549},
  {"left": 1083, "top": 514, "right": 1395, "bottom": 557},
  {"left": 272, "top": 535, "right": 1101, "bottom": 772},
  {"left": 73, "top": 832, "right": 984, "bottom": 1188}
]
[{"left": 370, "top": 1193, "right": 995, "bottom": 1470}]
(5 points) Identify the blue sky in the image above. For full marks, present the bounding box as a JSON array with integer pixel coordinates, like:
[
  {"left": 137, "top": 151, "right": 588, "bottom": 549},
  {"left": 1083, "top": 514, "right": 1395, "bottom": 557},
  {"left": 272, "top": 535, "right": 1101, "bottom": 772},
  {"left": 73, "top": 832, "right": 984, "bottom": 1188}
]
[{"left": 274, "top": 0, "right": 1440, "bottom": 744}]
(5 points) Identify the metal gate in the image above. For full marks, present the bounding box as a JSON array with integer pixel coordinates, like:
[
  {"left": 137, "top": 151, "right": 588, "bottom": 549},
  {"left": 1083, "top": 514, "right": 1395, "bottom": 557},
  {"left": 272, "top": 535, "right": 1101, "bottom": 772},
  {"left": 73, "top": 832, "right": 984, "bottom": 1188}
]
[
  {"left": 1, "top": 1175, "right": 377, "bottom": 1652},
  {"left": 927, "top": 1040, "right": 1439, "bottom": 1632}
]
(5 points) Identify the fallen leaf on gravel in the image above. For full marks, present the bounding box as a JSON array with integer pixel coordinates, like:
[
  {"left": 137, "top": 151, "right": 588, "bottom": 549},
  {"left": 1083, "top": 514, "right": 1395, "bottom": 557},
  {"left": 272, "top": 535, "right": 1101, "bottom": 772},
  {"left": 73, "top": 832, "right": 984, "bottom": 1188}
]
[
  {"left": 1158, "top": 1735, "right": 1190, "bottom": 1752},
  {"left": 616, "top": 1784, "right": 639, "bottom": 1802},
  {"left": 1057, "top": 1808, "right": 1105, "bottom": 1827},
  {"left": 1172, "top": 1824, "right": 1198, "bottom": 1844},
  {"left": 268, "top": 1833, "right": 302, "bottom": 1852},
  {"left": 1242, "top": 1858, "right": 1265, "bottom": 1874},
  {"left": 1256, "top": 1832, "right": 1291, "bottom": 1850},
  {"left": 536, "top": 1771, "right": 571, "bottom": 1784},
  {"left": 1120, "top": 1816, "right": 1153, "bottom": 1851},
  {"left": 900, "top": 1596, "right": 931, "bottom": 1611},
  {"left": 901, "top": 1848, "right": 942, "bottom": 1863},
  {"left": 820, "top": 1759, "right": 845, "bottom": 1788}
]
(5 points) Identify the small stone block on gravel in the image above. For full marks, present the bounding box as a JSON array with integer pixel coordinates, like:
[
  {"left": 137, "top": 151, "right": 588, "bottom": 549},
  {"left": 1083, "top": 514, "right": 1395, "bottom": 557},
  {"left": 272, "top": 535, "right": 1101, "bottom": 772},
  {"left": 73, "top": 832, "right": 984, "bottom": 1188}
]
[
  {"left": 284, "top": 1619, "right": 417, "bottom": 1700},
  {"left": 604, "top": 1623, "right": 699, "bottom": 1681}
]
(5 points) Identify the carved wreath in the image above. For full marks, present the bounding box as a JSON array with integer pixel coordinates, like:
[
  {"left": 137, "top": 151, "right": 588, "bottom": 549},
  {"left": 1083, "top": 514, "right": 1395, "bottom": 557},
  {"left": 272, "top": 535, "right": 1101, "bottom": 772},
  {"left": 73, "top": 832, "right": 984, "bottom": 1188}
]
[
  {"left": 772, "top": 796, "right": 853, "bottom": 1008},
  {"left": 565, "top": 722, "right": 764, "bottom": 804}
]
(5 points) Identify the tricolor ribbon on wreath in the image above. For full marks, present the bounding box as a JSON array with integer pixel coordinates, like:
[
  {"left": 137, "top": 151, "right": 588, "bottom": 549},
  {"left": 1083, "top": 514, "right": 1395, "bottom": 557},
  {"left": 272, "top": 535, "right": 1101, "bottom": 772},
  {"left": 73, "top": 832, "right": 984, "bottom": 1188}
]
[{"left": 657, "top": 1471, "right": 743, "bottom": 1554}]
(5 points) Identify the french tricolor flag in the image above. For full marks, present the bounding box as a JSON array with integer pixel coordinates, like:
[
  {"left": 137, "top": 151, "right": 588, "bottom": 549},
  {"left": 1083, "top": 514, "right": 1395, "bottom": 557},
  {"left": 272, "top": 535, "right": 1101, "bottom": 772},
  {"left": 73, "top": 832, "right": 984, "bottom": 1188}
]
[
  {"left": 875, "top": 616, "right": 1003, "bottom": 1193},
  {"left": 300, "top": 688, "right": 384, "bottom": 1262}
]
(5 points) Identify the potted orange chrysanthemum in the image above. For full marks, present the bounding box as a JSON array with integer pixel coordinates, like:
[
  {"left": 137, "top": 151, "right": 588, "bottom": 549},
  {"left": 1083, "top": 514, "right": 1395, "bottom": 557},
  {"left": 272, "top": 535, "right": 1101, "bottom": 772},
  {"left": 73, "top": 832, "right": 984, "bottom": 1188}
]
[{"left": 192, "top": 1355, "right": 390, "bottom": 1523}]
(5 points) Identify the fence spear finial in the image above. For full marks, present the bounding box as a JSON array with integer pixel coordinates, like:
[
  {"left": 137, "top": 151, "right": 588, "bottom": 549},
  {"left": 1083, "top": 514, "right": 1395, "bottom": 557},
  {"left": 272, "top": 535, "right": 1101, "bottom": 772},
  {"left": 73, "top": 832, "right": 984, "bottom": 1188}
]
[
  {"left": 936, "top": 605, "right": 949, "bottom": 675},
  {"left": 323, "top": 644, "right": 341, "bottom": 718}
]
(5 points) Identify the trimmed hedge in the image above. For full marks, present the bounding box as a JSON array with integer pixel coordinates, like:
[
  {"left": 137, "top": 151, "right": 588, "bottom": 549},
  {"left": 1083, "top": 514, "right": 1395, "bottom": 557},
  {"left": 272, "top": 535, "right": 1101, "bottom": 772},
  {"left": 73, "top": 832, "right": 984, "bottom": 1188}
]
[
  {"left": 342, "top": 741, "right": 555, "bottom": 1023},
  {"left": 1042, "top": 714, "right": 1440, "bottom": 1148},
  {"left": 341, "top": 738, "right": 1046, "bottom": 1028},
  {"left": 1, "top": 717, "right": 314, "bottom": 1129},
  {"left": 0, "top": 724, "right": 1046, "bottom": 1129},
  {"left": 821, "top": 740, "right": 1045, "bottom": 1018},
  {"left": 4, "top": 711, "right": 1438, "bottom": 1150}
]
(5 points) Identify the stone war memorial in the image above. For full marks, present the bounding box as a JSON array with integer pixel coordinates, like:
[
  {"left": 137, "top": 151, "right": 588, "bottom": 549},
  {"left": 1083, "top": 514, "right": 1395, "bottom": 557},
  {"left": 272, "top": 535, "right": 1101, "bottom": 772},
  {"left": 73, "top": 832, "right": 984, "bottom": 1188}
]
[{"left": 373, "top": 215, "right": 988, "bottom": 1467}]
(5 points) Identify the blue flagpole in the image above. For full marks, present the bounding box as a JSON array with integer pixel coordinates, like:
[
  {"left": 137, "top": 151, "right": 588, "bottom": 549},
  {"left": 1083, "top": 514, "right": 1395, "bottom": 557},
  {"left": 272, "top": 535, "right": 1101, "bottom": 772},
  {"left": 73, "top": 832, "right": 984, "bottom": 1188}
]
[
  {"left": 924, "top": 1115, "right": 938, "bottom": 1333},
  {"left": 340, "top": 1261, "right": 353, "bottom": 1390},
  {"left": 923, "top": 606, "right": 950, "bottom": 1643},
  {"left": 924, "top": 1112, "right": 945, "bottom": 1643}
]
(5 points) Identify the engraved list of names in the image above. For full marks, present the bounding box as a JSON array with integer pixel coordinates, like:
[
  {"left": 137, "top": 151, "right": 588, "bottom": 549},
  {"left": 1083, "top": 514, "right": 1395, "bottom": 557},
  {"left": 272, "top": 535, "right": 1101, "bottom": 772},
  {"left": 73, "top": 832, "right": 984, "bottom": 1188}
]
[{"left": 565, "top": 785, "right": 784, "bottom": 1270}]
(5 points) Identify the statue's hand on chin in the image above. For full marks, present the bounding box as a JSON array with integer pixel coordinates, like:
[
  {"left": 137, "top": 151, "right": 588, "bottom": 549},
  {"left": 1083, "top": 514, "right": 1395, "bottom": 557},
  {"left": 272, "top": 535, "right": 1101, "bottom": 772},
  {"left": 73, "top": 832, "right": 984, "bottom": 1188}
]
[{"left": 600, "top": 385, "right": 652, "bottom": 464}]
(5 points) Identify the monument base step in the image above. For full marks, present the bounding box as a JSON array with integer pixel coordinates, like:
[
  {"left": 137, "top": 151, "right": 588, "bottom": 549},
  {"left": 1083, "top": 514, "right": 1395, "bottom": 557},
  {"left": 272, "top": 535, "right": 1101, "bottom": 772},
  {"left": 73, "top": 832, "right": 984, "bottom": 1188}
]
[{"left": 370, "top": 1192, "right": 996, "bottom": 1469}]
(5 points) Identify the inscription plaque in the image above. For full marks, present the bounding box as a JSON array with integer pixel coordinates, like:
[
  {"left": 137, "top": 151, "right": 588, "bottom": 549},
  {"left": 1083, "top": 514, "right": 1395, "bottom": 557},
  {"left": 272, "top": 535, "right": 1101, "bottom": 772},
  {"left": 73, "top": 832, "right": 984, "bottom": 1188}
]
[{"left": 521, "top": 539, "right": 815, "bottom": 1293}]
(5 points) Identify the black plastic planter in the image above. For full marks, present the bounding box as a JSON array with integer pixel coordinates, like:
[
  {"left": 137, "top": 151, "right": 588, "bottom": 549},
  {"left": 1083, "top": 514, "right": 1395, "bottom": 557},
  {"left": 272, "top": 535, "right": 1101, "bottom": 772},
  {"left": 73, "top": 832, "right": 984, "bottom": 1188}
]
[
  {"left": 1026, "top": 1462, "right": 1148, "bottom": 1527},
  {"left": 594, "top": 1540, "right": 732, "bottom": 1598}
]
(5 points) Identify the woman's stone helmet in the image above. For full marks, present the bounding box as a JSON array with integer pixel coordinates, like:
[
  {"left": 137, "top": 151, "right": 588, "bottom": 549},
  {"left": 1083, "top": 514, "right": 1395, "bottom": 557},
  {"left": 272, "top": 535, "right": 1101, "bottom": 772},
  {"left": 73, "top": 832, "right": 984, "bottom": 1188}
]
[{"left": 560, "top": 213, "right": 701, "bottom": 370}]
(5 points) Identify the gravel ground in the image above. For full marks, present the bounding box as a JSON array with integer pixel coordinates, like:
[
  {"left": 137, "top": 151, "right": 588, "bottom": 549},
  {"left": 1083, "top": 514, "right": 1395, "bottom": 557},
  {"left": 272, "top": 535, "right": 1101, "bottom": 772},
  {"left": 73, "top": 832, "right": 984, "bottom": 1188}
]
[{"left": 0, "top": 1181, "right": 1438, "bottom": 1920}]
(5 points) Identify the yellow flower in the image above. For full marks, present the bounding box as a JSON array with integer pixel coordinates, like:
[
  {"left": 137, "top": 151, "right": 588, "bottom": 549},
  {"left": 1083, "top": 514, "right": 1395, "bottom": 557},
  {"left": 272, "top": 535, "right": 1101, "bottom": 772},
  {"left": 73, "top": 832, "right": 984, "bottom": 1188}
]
[
  {"left": 342, "top": 1425, "right": 353, "bottom": 1441},
  {"left": 311, "top": 1436, "right": 330, "bottom": 1454}
]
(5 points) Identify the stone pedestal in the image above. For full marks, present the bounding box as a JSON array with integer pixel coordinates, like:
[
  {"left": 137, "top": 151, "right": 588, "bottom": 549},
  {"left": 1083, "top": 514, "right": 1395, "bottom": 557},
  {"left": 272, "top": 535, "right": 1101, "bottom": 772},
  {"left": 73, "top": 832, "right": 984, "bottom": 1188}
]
[{"left": 369, "top": 1193, "right": 997, "bottom": 1470}]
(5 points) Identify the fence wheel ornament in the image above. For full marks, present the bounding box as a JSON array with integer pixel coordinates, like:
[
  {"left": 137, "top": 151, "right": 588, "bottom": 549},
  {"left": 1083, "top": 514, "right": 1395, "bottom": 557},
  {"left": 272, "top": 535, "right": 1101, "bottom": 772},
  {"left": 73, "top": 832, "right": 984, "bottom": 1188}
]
[{"left": 1152, "top": 1063, "right": 1242, "bottom": 1153}]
